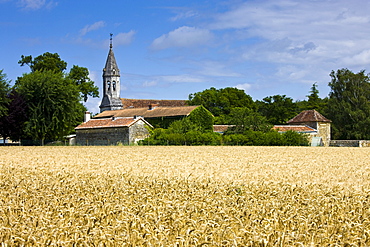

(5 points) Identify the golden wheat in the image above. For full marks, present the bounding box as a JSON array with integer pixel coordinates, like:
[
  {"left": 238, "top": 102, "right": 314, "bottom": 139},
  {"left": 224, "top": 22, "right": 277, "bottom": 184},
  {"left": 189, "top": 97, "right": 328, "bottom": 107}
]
[{"left": 0, "top": 146, "right": 369, "bottom": 246}]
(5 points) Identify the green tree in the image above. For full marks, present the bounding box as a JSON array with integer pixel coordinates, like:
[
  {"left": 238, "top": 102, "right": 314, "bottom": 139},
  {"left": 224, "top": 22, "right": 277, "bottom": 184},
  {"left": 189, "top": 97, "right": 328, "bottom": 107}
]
[
  {"left": 68, "top": 65, "right": 99, "bottom": 102},
  {"left": 19, "top": 53, "right": 98, "bottom": 102},
  {"left": 187, "top": 105, "right": 214, "bottom": 132},
  {"left": 188, "top": 87, "right": 255, "bottom": 120},
  {"left": 0, "top": 90, "right": 28, "bottom": 143},
  {"left": 298, "top": 83, "right": 327, "bottom": 112},
  {"left": 18, "top": 52, "right": 67, "bottom": 72},
  {"left": 256, "top": 95, "right": 297, "bottom": 124},
  {"left": 15, "top": 70, "right": 84, "bottom": 145},
  {"left": 226, "top": 107, "right": 272, "bottom": 133},
  {"left": 325, "top": 68, "right": 370, "bottom": 139},
  {"left": 0, "top": 70, "right": 10, "bottom": 119},
  {"left": 168, "top": 118, "right": 198, "bottom": 134}
]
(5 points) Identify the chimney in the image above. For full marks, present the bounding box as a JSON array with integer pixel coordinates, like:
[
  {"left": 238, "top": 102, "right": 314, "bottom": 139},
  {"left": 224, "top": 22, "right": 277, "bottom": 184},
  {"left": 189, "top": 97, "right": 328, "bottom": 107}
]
[
  {"left": 84, "top": 111, "right": 91, "bottom": 122},
  {"left": 148, "top": 103, "right": 159, "bottom": 110}
]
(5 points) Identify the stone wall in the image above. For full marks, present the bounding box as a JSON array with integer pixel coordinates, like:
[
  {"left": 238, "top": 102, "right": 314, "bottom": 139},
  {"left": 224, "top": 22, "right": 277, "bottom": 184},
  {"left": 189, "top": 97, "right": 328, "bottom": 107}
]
[
  {"left": 329, "top": 140, "right": 370, "bottom": 147},
  {"left": 317, "top": 122, "right": 331, "bottom": 147},
  {"left": 129, "top": 120, "right": 150, "bottom": 144},
  {"left": 76, "top": 127, "right": 130, "bottom": 146}
]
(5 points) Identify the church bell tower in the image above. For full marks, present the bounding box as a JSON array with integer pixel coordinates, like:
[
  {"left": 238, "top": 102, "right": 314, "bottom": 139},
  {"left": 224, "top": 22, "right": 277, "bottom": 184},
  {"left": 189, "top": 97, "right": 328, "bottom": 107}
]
[{"left": 99, "top": 34, "right": 124, "bottom": 112}]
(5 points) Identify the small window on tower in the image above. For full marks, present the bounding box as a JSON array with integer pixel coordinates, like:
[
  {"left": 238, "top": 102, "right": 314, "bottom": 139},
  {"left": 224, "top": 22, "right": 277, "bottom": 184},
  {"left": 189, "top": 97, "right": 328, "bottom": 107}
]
[
  {"left": 113, "top": 81, "right": 116, "bottom": 91},
  {"left": 107, "top": 81, "right": 111, "bottom": 90}
]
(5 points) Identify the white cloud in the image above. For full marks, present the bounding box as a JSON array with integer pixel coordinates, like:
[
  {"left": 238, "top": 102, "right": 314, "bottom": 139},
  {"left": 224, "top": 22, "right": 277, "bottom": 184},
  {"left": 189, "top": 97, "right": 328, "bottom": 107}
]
[
  {"left": 18, "top": 0, "right": 57, "bottom": 10},
  {"left": 196, "top": 60, "right": 242, "bottom": 77},
  {"left": 139, "top": 75, "right": 205, "bottom": 86},
  {"left": 160, "top": 74, "right": 205, "bottom": 83},
  {"left": 88, "top": 70, "right": 99, "bottom": 83},
  {"left": 80, "top": 21, "right": 106, "bottom": 36},
  {"left": 206, "top": 0, "right": 370, "bottom": 88},
  {"left": 342, "top": 50, "right": 370, "bottom": 67},
  {"left": 235, "top": 83, "right": 251, "bottom": 93},
  {"left": 170, "top": 10, "right": 197, "bottom": 21},
  {"left": 151, "top": 26, "right": 213, "bottom": 50},
  {"left": 113, "top": 31, "right": 136, "bottom": 46},
  {"left": 142, "top": 80, "right": 157, "bottom": 87}
]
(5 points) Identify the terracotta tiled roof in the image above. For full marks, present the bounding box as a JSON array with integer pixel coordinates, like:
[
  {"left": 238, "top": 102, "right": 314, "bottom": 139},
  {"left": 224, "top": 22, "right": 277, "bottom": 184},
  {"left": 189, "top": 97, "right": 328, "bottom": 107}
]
[
  {"left": 94, "top": 105, "right": 199, "bottom": 119},
  {"left": 213, "top": 125, "right": 235, "bottom": 133},
  {"left": 273, "top": 125, "right": 317, "bottom": 133},
  {"left": 287, "top": 110, "right": 331, "bottom": 124},
  {"left": 75, "top": 117, "right": 151, "bottom": 130},
  {"left": 121, "top": 98, "right": 187, "bottom": 109}
]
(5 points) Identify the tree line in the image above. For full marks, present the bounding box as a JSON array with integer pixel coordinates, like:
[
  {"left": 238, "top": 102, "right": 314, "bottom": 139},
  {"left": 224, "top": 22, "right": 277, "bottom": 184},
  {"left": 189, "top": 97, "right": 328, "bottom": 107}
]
[
  {"left": 142, "top": 68, "right": 370, "bottom": 145},
  {"left": 186, "top": 68, "right": 370, "bottom": 141}
]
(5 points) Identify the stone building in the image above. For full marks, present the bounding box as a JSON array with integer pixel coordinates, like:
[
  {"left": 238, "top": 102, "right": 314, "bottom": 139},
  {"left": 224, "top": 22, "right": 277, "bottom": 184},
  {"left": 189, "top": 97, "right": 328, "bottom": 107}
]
[
  {"left": 75, "top": 115, "right": 152, "bottom": 145},
  {"left": 75, "top": 36, "right": 199, "bottom": 145},
  {"left": 273, "top": 110, "right": 331, "bottom": 146},
  {"left": 99, "top": 36, "right": 124, "bottom": 112}
]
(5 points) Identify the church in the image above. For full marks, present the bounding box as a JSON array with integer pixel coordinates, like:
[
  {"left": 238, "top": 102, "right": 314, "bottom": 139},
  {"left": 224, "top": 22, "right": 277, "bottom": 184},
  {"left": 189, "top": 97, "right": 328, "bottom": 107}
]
[{"left": 75, "top": 38, "right": 205, "bottom": 145}]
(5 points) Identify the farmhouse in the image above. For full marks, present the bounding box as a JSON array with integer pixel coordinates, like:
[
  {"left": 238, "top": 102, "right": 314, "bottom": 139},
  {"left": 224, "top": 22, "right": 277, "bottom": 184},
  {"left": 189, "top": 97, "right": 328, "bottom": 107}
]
[{"left": 273, "top": 109, "right": 331, "bottom": 146}]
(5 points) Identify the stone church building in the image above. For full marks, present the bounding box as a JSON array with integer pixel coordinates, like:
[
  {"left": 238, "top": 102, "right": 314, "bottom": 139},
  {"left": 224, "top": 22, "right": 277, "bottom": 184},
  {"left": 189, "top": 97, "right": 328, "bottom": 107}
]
[{"left": 75, "top": 38, "right": 194, "bottom": 145}]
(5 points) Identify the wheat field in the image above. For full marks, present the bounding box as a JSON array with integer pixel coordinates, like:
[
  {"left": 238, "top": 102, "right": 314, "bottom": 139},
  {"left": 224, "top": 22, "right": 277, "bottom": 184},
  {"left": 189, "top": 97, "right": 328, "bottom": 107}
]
[{"left": 0, "top": 146, "right": 369, "bottom": 246}]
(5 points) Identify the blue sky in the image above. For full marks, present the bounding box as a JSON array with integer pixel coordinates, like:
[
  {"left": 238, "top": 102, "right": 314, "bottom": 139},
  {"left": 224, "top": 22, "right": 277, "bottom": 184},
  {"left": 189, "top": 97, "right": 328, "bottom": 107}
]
[{"left": 1, "top": 0, "right": 370, "bottom": 113}]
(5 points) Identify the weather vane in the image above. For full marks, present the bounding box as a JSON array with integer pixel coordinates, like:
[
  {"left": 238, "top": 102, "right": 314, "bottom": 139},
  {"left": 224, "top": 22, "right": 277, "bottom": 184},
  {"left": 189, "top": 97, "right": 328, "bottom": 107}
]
[{"left": 110, "top": 33, "right": 113, "bottom": 48}]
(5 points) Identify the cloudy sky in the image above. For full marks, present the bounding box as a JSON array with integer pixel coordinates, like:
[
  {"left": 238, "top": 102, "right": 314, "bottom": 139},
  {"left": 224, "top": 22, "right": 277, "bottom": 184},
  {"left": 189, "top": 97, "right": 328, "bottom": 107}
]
[{"left": 1, "top": 0, "right": 370, "bottom": 113}]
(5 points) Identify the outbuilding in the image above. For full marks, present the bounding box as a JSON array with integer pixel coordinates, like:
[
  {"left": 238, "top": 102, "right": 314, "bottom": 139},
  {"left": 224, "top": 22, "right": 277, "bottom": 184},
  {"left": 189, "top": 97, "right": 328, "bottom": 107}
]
[{"left": 75, "top": 115, "right": 152, "bottom": 145}]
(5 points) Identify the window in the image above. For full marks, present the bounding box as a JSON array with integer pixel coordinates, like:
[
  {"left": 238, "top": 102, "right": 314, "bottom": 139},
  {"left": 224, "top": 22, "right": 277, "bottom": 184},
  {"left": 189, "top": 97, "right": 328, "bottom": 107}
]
[{"left": 113, "top": 81, "right": 116, "bottom": 91}]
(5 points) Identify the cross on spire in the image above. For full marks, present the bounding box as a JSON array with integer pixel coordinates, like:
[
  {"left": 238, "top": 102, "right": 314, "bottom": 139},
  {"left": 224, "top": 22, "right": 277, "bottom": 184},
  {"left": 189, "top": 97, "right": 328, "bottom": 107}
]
[{"left": 110, "top": 33, "right": 113, "bottom": 48}]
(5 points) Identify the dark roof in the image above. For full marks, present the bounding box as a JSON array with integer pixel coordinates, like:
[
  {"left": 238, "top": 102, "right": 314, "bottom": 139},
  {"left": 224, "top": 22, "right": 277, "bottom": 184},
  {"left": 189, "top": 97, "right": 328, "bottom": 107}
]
[
  {"left": 94, "top": 105, "right": 199, "bottom": 119},
  {"left": 121, "top": 98, "right": 187, "bottom": 109},
  {"left": 75, "top": 117, "right": 152, "bottom": 130},
  {"left": 272, "top": 125, "right": 317, "bottom": 133},
  {"left": 287, "top": 110, "right": 331, "bottom": 124}
]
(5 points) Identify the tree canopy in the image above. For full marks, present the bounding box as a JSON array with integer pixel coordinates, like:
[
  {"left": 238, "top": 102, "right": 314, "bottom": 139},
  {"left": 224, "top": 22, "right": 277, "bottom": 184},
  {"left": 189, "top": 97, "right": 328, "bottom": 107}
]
[
  {"left": 0, "top": 70, "right": 10, "bottom": 119},
  {"left": 0, "top": 90, "right": 28, "bottom": 142},
  {"left": 325, "top": 68, "right": 370, "bottom": 139},
  {"left": 68, "top": 65, "right": 99, "bottom": 102},
  {"left": 256, "top": 95, "right": 298, "bottom": 125},
  {"left": 19, "top": 52, "right": 67, "bottom": 73},
  {"left": 15, "top": 70, "right": 84, "bottom": 144},
  {"left": 19, "top": 52, "right": 98, "bottom": 102},
  {"left": 187, "top": 87, "right": 256, "bottom": 124},
  {"left": 226, "top": 107, "right": 272, "bottom": 133}
]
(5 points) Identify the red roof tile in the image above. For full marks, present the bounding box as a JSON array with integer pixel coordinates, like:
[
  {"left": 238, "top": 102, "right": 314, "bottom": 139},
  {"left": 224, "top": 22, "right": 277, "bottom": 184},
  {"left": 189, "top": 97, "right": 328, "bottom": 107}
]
[
  {"left": 213, "top": 125, "right": 234, "bottom": 133},
  {"left": 287, "top": 110, "right": 331, "bottom": 124},
  {"left": 273, "top": 125, "right": 317, "bottom": 132},
  {"left": 121, "top": 98, "right": 187, "bottom": 109},
  {"left": 95, "top": 105, "right": 199, "bottom": 119},
  {"left": 75, "top": 117, "right": 151, "bottom": 130}
]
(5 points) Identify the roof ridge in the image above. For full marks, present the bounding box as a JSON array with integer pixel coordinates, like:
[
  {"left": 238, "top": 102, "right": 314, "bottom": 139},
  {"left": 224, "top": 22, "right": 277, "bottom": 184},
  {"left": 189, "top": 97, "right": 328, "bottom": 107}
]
[{"left": 287, "top": 110, "right": 331, "bottom": 123}]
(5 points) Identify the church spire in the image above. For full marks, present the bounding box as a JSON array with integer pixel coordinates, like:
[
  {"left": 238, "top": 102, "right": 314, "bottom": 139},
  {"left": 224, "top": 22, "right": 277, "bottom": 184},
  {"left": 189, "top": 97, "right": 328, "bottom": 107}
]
[{"left": 99, "top": 34, "right": 123, "bottom": 112}]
